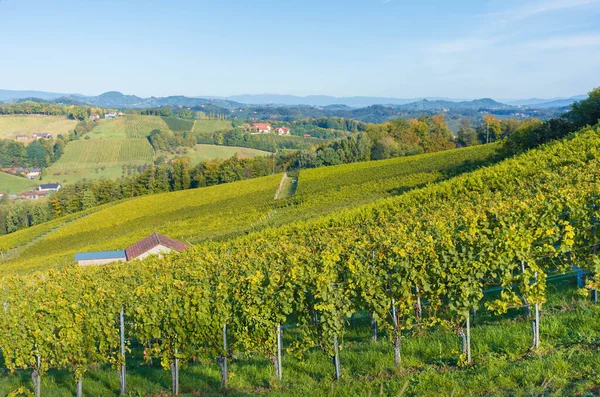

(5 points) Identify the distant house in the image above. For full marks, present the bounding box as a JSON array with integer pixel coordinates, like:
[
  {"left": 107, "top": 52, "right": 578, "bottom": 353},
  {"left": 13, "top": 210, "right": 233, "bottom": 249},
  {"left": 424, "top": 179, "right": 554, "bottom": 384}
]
[
  {"left": 275, "top": 127, "right": 290, "bottom": 136},
  {"left": 21, "top": 190, "right": 49, "bottom": 200},
  {"left": 104, "top": 112, "right": 117, "bottom": 119},
  {"left": 74, "top": 233, "right": 189, "bottom": 266},
  {"left": 38, "top": 183, "right": 61, "bottom": 192},
  {"left": 252, "top": 123, "right": 271, "bottom": 133},
  {"left": 15, "top": 135, "right": 29, "bottom": 141},
  {"left": 303, "top": 134, "right": 311, "bottom": 138},
  {"left": 90, "top": 113, "right": 100, "bottom": 120},
  {"left": 32, "top": 132, "right": 52, "bottom": 140},
  {"left": 25, "top": 168, "right": 42, "bottom": 179},
  {"left": 75, "top": 250, "right": 127, "bottom": 266}
]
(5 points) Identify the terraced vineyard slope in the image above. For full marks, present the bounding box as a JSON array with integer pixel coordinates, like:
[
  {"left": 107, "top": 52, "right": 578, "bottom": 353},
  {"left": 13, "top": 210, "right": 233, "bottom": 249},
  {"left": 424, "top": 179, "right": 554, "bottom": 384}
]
[{"left": 0, "top": 143, "right": 501, "bottom": 274}]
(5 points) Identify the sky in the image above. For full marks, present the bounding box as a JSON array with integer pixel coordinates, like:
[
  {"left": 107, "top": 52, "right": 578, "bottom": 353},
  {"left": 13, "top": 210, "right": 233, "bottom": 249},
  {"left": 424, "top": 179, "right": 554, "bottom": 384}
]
[{"left": 0, "top": 0, "right": 599, "bottom": 99}]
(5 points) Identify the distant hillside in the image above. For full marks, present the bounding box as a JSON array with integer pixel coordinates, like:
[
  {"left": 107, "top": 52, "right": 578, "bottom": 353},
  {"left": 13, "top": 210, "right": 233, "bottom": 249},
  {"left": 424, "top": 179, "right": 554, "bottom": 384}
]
[
  {"left": 395, "top": 98, "right": 508, "bottom": 111},
  {"left": 0, "top": 89, "right": 66, "bottom": 101}
]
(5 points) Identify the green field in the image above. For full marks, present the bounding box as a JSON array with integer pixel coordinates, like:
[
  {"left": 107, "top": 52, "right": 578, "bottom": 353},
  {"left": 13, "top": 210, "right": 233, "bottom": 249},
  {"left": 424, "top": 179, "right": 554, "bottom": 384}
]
[
  {"left": 44, "top": 139, "right": 154, "bottom": 184},
  {"left": 0, "top": 172, "right": 37, "bottom": 194},
  {"left": 192, "top": 119, "right": 233, "bottom": 134},
  {"left": 84, "top": 115, "right": 169, "bottom": 140},
  {"left": 0, "top": 115, "right": 77, "bottom": 139},
  {"left": 0, "top": 143, "right": 501, "bottom": 274},
  {"left": 158, "top": 144, "right": 271, "bottom": 164}
]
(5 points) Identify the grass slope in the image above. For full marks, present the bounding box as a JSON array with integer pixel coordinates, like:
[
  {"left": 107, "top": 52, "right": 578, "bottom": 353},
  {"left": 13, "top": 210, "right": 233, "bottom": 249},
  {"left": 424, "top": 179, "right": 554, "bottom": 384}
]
[
  {"left": 0, "top": 172, "right": 37, "bottom": 194},
  {"left": 158, "top": 144, "right": 271, "bottom": 164},
  {"left": 0, "top": 115, "right": 77, "bottom": 139},
  {"left": 44, "top": 139, "right": 154, "bottom": 184},
  {"left": 0, "top": 143, "right": 501, "bottom": 274},
  {"left": 192, "top": 119, "right": 233, "bottom": 134}
]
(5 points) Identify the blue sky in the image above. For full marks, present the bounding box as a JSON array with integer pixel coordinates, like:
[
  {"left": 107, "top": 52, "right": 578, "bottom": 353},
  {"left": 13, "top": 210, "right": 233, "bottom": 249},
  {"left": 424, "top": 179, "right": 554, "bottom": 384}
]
[{"left": 0, "top": 0, "right": 598, "bottom": 99}]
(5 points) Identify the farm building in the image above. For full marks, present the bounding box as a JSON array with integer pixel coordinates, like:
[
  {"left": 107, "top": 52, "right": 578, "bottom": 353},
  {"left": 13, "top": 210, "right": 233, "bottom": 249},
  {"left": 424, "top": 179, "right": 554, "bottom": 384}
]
[
  {"left": 32, "top": 132, "right": 52, "bottom": 139},
  {"left": 38, "top": 183, "right": 61, "bottom": 192},
  {"left": 15, "top": 135, "right": 29, "bottom": 141},
  {"left": 74, "top": 233, "right": 189, "bottom": 266},
  {"left": 251, "top": 123, "right": 271, "bottom": 133},
  {"left": 21, "top": 190, "right": 49, "bottom": 200},
  {"left": 275, "top": 127, "right": 290, "bottom": 135},
  {"left": 26, "top": 168, "right": 42, "bottom": 179},
  {"left": 74, "top": 250, "right": 127, "bottom": 266},
  {"left": 90, "top": 113, "right": 100, "bottom": 120},
  {"left": 105, "top": 112, "right": 117, "bottom": 119}
]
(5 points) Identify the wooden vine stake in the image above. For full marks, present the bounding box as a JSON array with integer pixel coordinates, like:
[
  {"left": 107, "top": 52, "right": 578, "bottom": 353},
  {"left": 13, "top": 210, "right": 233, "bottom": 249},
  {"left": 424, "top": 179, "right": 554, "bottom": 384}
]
[
  {"left": 33, "top": 354, "right": 41, "bottom": 397},
  {"left": 466, "top": 311, "right": 472, "bottom": 364},
  {"left": 170, "top": 348, "right": 179, "bottom": 395}
]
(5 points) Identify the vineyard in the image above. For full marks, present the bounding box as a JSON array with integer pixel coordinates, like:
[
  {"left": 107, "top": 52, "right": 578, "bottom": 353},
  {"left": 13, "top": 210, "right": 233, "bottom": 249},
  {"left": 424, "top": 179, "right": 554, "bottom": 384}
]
[
  {"left": 161, "top": 117, "right": 194, "bottom": 132},
  {"left": 0, "top": 143, "right": 502, "bottom": 274},
  {"left": 0, "top": 125, "right": 599, "bottom": 396},
  {"left": 51, "top": 139, "right": 153, "bottom": 166},
  {"left": 124, "top": 115, "right": 169, "bottom": 138}
]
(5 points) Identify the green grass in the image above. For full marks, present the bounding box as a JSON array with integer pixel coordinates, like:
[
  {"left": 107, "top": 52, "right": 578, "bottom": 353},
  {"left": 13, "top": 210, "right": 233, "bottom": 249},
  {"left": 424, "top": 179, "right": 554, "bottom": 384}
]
[
  {"left": 84, "top": 118, "right": 129, "bottom": 139},
  {"left": 0, "top": 143, "right": 502, "bottom": 274},
  {"left": 0, "top": 281, "right": 597, "bottom": 396},
  {"left": 192, "top": 119, "right": 233, "bottom": 134},
  {"left": 162, "top": 117, "right": 194, "bottom": 132},
  {"left": 0, "top": 115, "right": 77, "bottom": 139},
  {"left": 158, "top": 144, "right": 271, "bottom": 164},
  {"left": 0, "top": 172, "right": 37, "bottom": 194},
  {"left": 43, "top": 139, "right": 154, "bottom": 185}
]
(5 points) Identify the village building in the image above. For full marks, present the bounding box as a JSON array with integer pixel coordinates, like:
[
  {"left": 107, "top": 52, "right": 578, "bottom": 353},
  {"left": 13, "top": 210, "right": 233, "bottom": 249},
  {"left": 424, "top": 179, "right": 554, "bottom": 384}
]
[
  {"left": 90, "top": 113, "right": 100, "bottom": 120},
  {"left": 251, "top": 123, "right": 272, "bottom": 133},
  {"left": 38, "top": 183, "right": 61, "bottom": 192},
  {"left": 15, "top": 135, "right": 29, "bottom": 141},
  {"left": 32, "top": 132, "right": 52, "bottom": 139},
  {"left": 21, "top": 190, "right": 49, "bottom": 200},
  {"left": 26, "top": 168, "right": 42, "bottom": 179},
  {"left": 104, "top": 112, "right": 117, "bottom": 119},
  {"left": 275, "top": 127, "right": 290, "bottom": 135},
  {"left": 303, "top": 134, "right": 312, "bottom": 138},
  {"left": 74, "top": 233, "right": 189, "bottom": 266}
]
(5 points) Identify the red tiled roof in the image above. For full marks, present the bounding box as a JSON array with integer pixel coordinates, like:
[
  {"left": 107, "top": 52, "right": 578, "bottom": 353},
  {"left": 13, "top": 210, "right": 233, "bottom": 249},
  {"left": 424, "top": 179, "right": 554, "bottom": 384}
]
[{"left": 125, "top": 232, "right": 188, "bottom": 260}]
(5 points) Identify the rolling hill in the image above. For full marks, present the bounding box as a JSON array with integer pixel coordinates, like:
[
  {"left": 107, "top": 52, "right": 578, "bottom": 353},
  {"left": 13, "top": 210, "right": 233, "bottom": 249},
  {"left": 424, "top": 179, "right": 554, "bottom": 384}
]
[
  {"left": 0, "top": 115, "right": 77, "bottom": 139},
  {"left": 0, "top": 143, "right": 502, "bottom": 274}
]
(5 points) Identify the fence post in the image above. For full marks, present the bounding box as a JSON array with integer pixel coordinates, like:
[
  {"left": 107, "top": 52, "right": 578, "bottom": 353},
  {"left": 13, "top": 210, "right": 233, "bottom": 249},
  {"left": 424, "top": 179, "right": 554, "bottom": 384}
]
[
  {"left": 120, "top": 306, "right": 126, "bottom": 396},
  {"left": 333, "top": 336, "right": 341, "bottom": 380},
  {"left": 276, "top": 324, "right": 283, "bottom": 380}
]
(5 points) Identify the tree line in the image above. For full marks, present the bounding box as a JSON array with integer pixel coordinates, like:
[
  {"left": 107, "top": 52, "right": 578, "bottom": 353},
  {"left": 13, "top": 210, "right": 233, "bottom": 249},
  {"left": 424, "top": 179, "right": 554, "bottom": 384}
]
[{"left": 0, "top": 102, "right": 111, "bottom": 121}]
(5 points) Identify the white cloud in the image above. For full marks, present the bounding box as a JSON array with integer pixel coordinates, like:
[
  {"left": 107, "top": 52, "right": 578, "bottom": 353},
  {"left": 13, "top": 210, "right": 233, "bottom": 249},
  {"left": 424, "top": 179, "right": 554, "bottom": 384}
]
[
  {"left": 525, "top": 33, "right": 600, "bottom": 49},
  {"left": 488, "top": 0, "right": 600, "bottom": 22},
  {"left": 433, "top": 38, "right": 497, "bottom": 54}
]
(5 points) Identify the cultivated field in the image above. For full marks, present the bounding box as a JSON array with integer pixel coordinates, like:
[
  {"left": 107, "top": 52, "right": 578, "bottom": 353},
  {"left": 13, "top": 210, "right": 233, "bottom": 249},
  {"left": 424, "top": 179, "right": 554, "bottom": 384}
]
[
  {"left": 192, "top": 119, "right": 233, "bottom": 134},
  {"left": 0, "top": 172, "right": 37, "bottom": 194},
  {"left": 84, "top": 115, "right": 169, "bottom": 139},
  {"left": 158, "top": 144, "right": 270, "bottom": 164},
  {"left": 44, "top": 139, "right": 154, "bottom": 184},
  {"left": 0, "top": 115, "right": 77, "bottom": 139}
]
